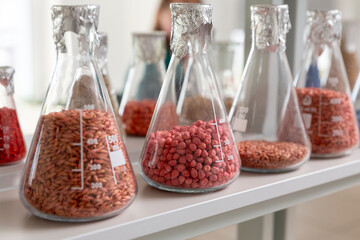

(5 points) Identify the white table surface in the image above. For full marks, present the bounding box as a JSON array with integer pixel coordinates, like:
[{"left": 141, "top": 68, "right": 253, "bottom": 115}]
[{"left": 1, "top": 136, "right": 360, "bottom": 239}]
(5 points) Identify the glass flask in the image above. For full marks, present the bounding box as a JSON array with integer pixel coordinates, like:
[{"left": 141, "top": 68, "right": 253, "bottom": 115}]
[
  {"left": 96, "top": 32, "right": 126, "bottom": 138},
  {"left": 229, "top": 5, "right": 311, "bottom": 172},
  {"left": 341, "top": 21, "right": 360, "bottom": 92},
  {"left": 295, "top": 10, "right": 359, "bottom": 158},
  {"left": 0, "top": 67, "right": 26, "bottom": 165},
  {"left": 19, "top": 5, "right": 137, "bottom": 222},
  {"left": 212, "top": 41, "right": 243, "bottom": 113},
  {"left": 139, "top": 3, "right": 241, "bottom": 193},
  {"left": 119, "top": 32, "right": 166, "bottom": 136}
]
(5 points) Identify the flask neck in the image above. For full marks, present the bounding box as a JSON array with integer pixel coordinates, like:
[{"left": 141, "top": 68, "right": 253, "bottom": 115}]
[
  {"left": 250, "top": 5, "right": 291, "bottom": 52},
  {"left": 0, "top": 66, "right": 15, "bottom": 95},
  {"left": 170, "top": 3, "right": 212, "bottom": 59},
  {"left": 133, "top": 33, "right": 166, "bottom": 64},
  {"left": 56, "top": 32, "right": 95, "bottom": 59},
  {"left": 305, "top": 10, "right": 341, "bottom": 45}
]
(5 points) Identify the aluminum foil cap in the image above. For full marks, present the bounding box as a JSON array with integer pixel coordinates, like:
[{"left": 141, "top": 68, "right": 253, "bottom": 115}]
[
  {"left": 251, "top": 5, "right": 291, "bottom": 51},
  {"left": 51, "top": 5, "right": 100, "bottom": 53},
  {"left": 133, "top": 32, "right": 166, "bottom": 63},
  {"left": 305, "top": 10, "right": 342, "bottom": 44},
  {"left": 0, "top": 66, "right": 15, "bottom": 95},
  {"left": 170, "top": 3, "right": 213, "bottom": 59}
]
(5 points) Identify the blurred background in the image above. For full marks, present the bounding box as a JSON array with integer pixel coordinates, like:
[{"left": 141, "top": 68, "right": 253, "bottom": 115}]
[
  {"left": 1, "top": 1, "right": 360, "bottom": 239},
  {"left": 0, "top": 0, "right": 359, "bottom": 134}
]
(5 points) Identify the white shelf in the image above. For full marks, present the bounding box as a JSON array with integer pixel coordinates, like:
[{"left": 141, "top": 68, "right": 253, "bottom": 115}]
[{"left": 1, "top": 145, "right": 360, "bottom": 239}]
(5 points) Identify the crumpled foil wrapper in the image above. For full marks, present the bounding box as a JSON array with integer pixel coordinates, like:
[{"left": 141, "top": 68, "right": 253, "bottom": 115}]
[
  {"left": 305, "top": 10, "right": 342, "bottom": 44},
  {"left": 251, "top": 5, "right": 291, "bottom": 51},
  {"left": 170, "top": 3, "right": 213, "bottom": 59},
  {"left": 51, "top": 5, "right": 100, "bottom": 53},
  {"left": 0, "top": 66, "right": 15, "bottom": 95},
  {"left": 133, "top": 32, "right": 166, "bottom": 63}
]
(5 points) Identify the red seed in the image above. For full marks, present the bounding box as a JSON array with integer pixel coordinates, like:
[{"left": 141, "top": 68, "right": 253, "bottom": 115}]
[
  {"left": 196, "top": 163, "right": 203, "bottom": 170},
  {"left": 171, "top": 170, "right": 180, "bottom": 179},
  {"left": 178, "top": 175, "right": 185, "bottom": 184},
  {"left": 190, "top": 168, "right": 198, "bottom": 178},
  {"left": 209, "top": 174, "right": 218, "bottom": 182},
  {"left": 185, "top": 178, "right": 193, "bottom": 185},
  {"left": 192, "top": 137, "right": 201, "bottom": 145},
  {"left": 194, "top": 149, "right": 202, "bottom": 157},
  {"left": 198, "top": 142, "right": 206, "bottom": 150},
  {"left": 169, "top": 160, "right": 177, "bottom": 167},
  {"left": 188, "top": 143, "right": 197, "bottom": 151},
  {"left": 211, "top": 167, "right": 220, "bottom": 174},
  {"left": 164, "top": 164, "right": 172, "bottom": 173},
  {"left": 203, "top": 165, "right": 211, "bottom": 172},
  {"left": 182, "top": 170, "right": 190, "bottom": 177},
  {"left": 178, "top": 142, "right": 186, "bottom": 149},
  {"left": 198, "top": 170, "right": 206, "bottom": 180},
  {"left": 185, "top": 153, "right": 193, "bottom": 161},
  {"left": 176, "top": 164, "right": 186, "bottom": 172},
  {"left": 200, "top": 178, "right": 208, "bottom": 186},
  {"left": 189, "top": 160, "right": 197, "bottom": 167}
]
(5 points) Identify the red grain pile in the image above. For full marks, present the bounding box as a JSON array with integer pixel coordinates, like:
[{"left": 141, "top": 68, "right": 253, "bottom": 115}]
[
  {"left": 296, "top": 88, "right": 359, "bottom": 156},
  {"left": 122, "top": 99, "right": 156, "bottom": 136},
  {"left": 237, "top": 140, "right": 309, "bottom": 170},
  {"left": 141, "top": 120, "right": 240, "bottom": 191},
  {"left": 21, "top": 109, "right": 137, "bottom": 220},
  {"left": 0, "top": 107, "right": 26, "bottom": 165}
]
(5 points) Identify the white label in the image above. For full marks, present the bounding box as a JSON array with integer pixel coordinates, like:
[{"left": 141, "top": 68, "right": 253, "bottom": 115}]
[
  {"left": 302, "top": 113, "right": 312, "bottom": 129},
  {"left": 331, "top": 116, "right": 342, "bottom": 122},
  {"left": 232, "top": 118, "right": 248, "bottom": 132},
  {"left": 330, "top": 98, "right": 341, "bottom": 104},
  {"left": 302, "top": 95, "right": 312, "bottom": 106},
  {"left": 333, "top": 129, "right": 343, "bottom": 136},
  {"left": 84, "top": 104, "right": 95, "bottom": 110},
  {"left": 107, "top": 135, "right": 119, "bottom": 144},
  {"left": 91, "top": 182, "right": 103, "bottom": 189},
  {"left": 89, "top": 164, "right": 101, "bottom": 171},
  {"left": 87, "top": 138, "right": 98, "bottom": 145},
  {"left": 110, "top": 150, "right": 126, "bottom": 168}
]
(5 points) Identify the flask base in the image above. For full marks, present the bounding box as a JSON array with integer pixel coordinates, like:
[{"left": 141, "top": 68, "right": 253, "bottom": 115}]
[
  {"left": 19, "top": 192, "right": 136, "bottom": 222},
  {"left": 140, "top": 171, "right": 238, "bottom": 193}
]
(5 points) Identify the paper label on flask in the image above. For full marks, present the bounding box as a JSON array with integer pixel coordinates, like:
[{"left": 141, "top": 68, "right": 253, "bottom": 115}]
[
  {"left": 232, "top": 118, "right": 248, "bottom": 132},
  {"left": 110, "top": 150, "right": 126, "bottom": 168}
]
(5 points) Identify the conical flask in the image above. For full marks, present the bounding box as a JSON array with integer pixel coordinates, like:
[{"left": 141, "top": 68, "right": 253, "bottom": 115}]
[
  {"left": 229, "top": 5, "right": 311, "bottom": 172},
  {"left": 96, "top": 32, "right": 126, "bottom": 138},
  {"left": 119, "top": 32, "right": 166, "bottom": 136},
  {"left": 295, "top": 10, "right": 359, "bottom": 157},
  {"left": 0, "top": 67, "right": 26, "bottom": 165},
  {"left": 139, "top": 3, "right": 241, "bottom": 193},
  {"left": 19, "top": 5, "right": 137, "bottom": 222}
]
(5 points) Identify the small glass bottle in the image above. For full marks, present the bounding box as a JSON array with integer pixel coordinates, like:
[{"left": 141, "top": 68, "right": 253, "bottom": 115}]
[
  {"left": 139, "top": 3, "right": 241, "bottom": 193},
  {"left": 295, "top": 10, "right": 359, "bottom": 157},
  {"left": 119, "top": 32, "right": 166, "bottom": 136},
  {"left": 19, "top": 5, "right": 137, "bottom": 222},
  {"left": 230, "top": 5, "right": 311, "bottom": 172},
  {"left": 0, "top": 66, "right": 26, "bottom": 165},
  {"left": 96, "top": 32, "right": 126, "bottom": 138}
]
